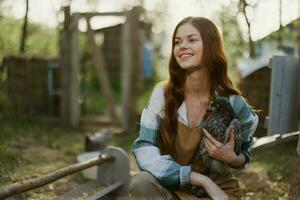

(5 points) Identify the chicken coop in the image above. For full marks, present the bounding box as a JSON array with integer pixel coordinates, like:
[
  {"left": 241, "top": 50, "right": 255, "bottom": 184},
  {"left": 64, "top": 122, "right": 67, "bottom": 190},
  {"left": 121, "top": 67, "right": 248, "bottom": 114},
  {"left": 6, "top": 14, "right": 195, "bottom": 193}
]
[
  {"left": 1, "top": 55, "right": 61, "bottom": 118},
  {"left": 238, "top": 65, "right": 271, "bottom": 137}
]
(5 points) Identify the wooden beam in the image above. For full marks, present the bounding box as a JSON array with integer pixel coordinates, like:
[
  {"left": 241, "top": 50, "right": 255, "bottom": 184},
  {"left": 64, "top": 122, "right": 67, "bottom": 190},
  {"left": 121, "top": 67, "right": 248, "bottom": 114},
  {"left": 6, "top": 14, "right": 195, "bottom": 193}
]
[
  {"left": 121, "top": 6, "right": 143, "bottom": 134},
  {"left": 57, "top": 180, "right": 104, "bottom": 200},
  {"left": 252, "top": 131, "right": 300, "bottom": 152},
  {"left": 0, "top": 154, "right": 113, "bottom": 199},
  {"left": 85, "top": 17, "right": 117, "bottom": 122},
  {"left": 60, "top": 8, "right": 80, "bottom": 127},
  {"left": 75, "top": 12, "right": 127, "bottom": 18},
  {"left": 87, "top": 181, "right": 123, "bottom": 200},
  {"left": 268, "top": 56, "right": 300, "bottom": 135}
]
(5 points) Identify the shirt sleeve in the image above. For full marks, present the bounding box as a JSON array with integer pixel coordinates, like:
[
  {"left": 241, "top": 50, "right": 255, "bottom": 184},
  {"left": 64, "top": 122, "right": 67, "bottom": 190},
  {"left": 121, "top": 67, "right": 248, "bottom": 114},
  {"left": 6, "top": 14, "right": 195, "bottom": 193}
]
[
  {"left": 132, "top": 84, "right": 192, "bottom": 188},
  {"left": 230, "top": 95, "right": 259, "bottom": 167}
]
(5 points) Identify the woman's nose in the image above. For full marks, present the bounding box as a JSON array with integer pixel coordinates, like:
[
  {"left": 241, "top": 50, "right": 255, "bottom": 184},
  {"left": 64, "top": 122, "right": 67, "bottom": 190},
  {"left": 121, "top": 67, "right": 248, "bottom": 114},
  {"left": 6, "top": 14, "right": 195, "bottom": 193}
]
[
  {"left": 179, "top": 41, "right": 189, "bottom": 50},
  {"left": 179, "top": 43, "right": 188, "bottom": 50}
]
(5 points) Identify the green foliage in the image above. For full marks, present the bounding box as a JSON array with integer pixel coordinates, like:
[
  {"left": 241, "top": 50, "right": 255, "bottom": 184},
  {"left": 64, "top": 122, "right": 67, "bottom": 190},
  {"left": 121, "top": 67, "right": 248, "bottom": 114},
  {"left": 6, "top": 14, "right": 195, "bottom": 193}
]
[
  {"left": 0, "top": 17, "right": 22, "bottom": 58},
  {"left": 218, "top": 4, "right": 246, "bottom": 69},
  {"left": 25, "top": 23, "right": 58, "bottom": 57},
  {"left": 0, "top": 16, "right": 58, "bottom": 61}
]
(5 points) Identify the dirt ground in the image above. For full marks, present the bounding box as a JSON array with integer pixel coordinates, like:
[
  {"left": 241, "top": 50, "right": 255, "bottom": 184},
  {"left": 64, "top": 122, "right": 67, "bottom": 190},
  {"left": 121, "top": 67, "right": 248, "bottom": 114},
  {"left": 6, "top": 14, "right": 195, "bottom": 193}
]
[
  {"left": 0, "top": 118, "right": 298, "bottom": 199},
  {"left": 127, "top": 138, "right": 297, "bottom": 200}
]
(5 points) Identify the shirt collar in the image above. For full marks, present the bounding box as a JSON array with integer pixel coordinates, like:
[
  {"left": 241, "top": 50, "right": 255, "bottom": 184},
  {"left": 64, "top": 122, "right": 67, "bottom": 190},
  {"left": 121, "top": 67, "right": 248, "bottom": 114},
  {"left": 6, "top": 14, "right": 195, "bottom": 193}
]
[{"left": 177, "top": 91, "right": 219, "bottom": 126}]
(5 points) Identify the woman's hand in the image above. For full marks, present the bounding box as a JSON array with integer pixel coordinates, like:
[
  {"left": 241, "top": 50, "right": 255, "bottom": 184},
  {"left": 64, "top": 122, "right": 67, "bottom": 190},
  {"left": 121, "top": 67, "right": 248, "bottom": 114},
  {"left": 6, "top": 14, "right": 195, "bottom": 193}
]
[
  {"left": 203, "top": 128, "right": 236, "bottom": 163},
  {"left": 189, "top": 171, "right": 228, "bottom": 200},
  {"left": 203, "top": 129, "right": 246, "bottom": 167}
]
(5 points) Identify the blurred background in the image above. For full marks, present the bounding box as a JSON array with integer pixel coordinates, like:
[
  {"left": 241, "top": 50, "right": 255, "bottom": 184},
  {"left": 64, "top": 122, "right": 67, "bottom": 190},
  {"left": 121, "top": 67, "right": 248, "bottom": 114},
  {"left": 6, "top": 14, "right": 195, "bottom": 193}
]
[{"left": 0, "top": 0, "right": 300, "bottom": 199}]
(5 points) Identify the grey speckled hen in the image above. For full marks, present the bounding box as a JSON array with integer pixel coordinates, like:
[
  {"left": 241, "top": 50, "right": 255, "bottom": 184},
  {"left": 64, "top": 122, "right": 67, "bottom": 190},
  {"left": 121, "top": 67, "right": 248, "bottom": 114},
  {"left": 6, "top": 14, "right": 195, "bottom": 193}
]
[
  {"left": 187, "top": 98, "right": 243, "bottom": 198},
  {"left": 199, "top": 97, "right": 242, "bottom": 176}
]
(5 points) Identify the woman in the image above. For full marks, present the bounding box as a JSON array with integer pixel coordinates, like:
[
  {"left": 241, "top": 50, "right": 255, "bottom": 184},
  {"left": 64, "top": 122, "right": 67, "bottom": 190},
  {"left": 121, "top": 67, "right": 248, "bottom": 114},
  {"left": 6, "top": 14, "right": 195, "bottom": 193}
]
[{"left": 130, "top": 17, "right": 258, "bottom": 200}]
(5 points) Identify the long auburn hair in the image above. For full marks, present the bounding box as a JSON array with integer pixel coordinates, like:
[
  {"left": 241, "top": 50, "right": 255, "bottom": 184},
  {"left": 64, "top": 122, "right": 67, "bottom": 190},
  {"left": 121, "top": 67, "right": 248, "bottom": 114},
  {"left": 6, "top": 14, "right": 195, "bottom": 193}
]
[{"left": 160, "top": 17, "right": 241, "bottom": 153}]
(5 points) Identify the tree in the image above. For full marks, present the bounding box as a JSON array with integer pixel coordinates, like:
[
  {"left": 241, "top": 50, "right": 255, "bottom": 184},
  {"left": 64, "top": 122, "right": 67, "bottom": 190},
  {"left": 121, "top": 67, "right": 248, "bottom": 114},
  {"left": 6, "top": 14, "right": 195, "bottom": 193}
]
[
  {"left": 238, "top": 0, "right": 257, "bottom": 58},
  {"left": 218, "top": 3, "right": 246, "bottom": 69},
  {"left": 277, "top": 0, "right": 283, "bottom": 48},
  {"left": 19, "top": 0, "right": 29, "bottom": 53}
]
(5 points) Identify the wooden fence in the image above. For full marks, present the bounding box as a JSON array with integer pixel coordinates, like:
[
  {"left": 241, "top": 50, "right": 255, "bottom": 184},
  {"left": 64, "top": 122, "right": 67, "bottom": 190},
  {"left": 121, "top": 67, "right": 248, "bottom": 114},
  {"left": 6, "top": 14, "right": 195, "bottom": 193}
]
[
  {"left": 0, "top": 147, "right": 130, "bottom": 200},
  {"left": 60, "top": 6, "right": 143, "bottom": 135},
  {"left": 267, "top": 56, "right": 300, "bottom": 135},
  {"left": 1, "top": 55, "right": 60, "bottom": 117}
]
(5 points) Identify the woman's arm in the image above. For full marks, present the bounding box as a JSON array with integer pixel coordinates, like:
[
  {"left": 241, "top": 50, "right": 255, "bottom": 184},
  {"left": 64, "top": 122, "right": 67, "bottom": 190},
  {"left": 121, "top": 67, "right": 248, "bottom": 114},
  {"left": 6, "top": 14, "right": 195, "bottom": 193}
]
[
  {"left": 203, "top": 129, "right": 246, "bottom": 167},
  {"left": 189, "top": 171, "right": 228, "bottom": 200},
  {"left": 132, "top": 84, "right": 191, "bottom": 188},
  {"left": 203, "top": 95, "right": 259, "bottom": 168}
]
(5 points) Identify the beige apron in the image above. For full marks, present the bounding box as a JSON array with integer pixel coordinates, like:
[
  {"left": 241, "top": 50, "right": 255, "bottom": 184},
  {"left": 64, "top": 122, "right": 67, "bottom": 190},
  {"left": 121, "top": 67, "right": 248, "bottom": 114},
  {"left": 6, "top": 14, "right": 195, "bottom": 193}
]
[{"left": 160, "top": 122, "right": 242, "bottom": 200}]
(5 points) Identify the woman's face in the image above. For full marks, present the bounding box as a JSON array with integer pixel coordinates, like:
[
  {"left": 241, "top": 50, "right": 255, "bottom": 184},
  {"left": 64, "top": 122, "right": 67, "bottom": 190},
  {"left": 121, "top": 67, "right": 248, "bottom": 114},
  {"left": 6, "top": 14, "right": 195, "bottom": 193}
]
[{"left": 173, "top": 23, "right": 203, "bottom": 70}]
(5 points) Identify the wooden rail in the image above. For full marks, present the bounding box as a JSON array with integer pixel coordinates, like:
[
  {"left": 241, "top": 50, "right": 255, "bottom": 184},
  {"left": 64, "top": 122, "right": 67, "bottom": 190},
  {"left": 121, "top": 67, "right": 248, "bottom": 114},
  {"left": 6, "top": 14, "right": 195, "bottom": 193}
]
[
  {"left": 0, "top": 154, "right": 113, "bottom": 199},
  {"left": 252, "top": 131, "right": 300, "bottom": 152}
]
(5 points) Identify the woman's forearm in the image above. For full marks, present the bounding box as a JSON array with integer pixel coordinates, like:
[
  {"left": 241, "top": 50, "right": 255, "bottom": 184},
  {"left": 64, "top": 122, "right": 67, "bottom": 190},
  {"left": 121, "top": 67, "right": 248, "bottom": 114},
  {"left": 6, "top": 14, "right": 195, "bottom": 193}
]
[
  {"left": 189, "top": 171, "right": 228, "bottom": 199},
  {"left": 227, "top": 153, "right": 246, "bottom": 167},
  {"left": 189, "top": 171, "right": 211, "bottom": 187}
]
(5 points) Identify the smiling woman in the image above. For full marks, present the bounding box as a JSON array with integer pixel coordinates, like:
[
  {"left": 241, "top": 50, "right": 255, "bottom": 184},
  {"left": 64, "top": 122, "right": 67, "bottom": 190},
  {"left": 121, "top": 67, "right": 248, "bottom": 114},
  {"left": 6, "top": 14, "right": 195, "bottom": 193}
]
[
  {"left": 130, "top": 17, "right": 258, "bottom": 200},
  {"left": 173, "top": 23, "right": 203, "bottom": 71}
]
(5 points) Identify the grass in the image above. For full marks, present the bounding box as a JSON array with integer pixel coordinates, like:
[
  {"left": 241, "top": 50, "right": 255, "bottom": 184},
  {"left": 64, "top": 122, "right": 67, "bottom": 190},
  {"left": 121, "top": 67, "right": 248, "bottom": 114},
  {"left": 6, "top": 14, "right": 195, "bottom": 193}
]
[
  {"left": 0, "top": 76, "right": 298, "bottom": 199},
  {"left": 233, "top": 139, "right": 298, "bottom": 199},
  {"left": 0, "top": 115, "right": 298, "bottom": 199},
  {"left": 0, "top": 114, "right": 89, "bottom": 199},
  {"left": 0, "top": 77, "right": 157, "bottom": 199}
]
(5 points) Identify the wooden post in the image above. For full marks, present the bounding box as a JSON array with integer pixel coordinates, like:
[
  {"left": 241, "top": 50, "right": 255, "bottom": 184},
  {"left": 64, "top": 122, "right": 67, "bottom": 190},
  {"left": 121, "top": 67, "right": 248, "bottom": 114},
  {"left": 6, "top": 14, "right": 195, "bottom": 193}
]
[
  {"left": 85, "top": 17, "right": 117, "bottom": 122},
  {"left": 60, "top": 7, "right": 80, "bottom": 127},
  {"left": 288, "top": 57, "right": 300, "bottom": 200},
  {"left": 267, "top": 56, "right": 300, "bottom": 135},
  {"left": 97, "top": 147, "right": 130, "bottom": 199},
  {"left": 297, "top": 56, "right": 300, "bottom": 156},
  {"left": 121, "top": 6, "right": 142, "bottom": 134}
]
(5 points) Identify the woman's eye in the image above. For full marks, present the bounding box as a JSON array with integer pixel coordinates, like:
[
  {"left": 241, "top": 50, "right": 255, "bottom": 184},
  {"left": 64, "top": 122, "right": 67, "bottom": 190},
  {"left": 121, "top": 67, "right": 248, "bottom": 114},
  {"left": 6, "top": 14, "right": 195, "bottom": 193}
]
[{"left": 174, "top": 40, "right": 180, "bottom": 45}]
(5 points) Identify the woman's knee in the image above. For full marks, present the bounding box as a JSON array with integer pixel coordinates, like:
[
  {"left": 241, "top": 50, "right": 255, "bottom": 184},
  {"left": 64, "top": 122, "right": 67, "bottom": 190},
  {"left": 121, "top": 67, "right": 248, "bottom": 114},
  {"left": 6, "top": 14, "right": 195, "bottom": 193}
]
[
  {"left": 129, "top": 171, "right": 176, "bottom": 199},
  {"left": 129, "top": 171, "right": 159, "bottom": 194}
]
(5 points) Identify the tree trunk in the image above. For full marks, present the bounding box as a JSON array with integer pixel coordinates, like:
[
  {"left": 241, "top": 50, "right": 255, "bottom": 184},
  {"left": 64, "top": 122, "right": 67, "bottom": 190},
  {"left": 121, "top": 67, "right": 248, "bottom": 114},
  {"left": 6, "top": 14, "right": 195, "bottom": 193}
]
[
  {"left": 240, "top": 0, "right": 256, "bottom": 58},
  {"left": 277, "top": 0, "right": 283, "bottom": 48},
  {"left": 20, "top": 0, "right": 29, "bottom": 53}
]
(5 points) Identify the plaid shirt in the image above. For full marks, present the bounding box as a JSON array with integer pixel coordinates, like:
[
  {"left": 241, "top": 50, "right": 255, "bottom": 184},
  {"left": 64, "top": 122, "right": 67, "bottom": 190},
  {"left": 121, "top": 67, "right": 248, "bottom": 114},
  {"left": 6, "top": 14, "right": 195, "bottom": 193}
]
[{"left": 132, "top": 84, "right": 259, "bottom": 188}]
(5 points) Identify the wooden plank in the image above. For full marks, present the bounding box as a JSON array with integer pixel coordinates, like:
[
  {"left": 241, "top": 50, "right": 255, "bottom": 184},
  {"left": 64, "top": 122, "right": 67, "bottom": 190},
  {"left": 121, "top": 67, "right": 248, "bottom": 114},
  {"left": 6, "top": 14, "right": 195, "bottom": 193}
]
[
  {"left": 280, "top": 57, "right": 299, "bottom": 133},
  {"left": 69, "top": 13, "right": 81, "bottom": 127},
  {"left": 268, "top": 56, "right": 284, "bottom": 135},
  {"left": 121, "top": 6, "right": 142, "bottom": 134},
  {"left": 268, "top": 56, "right": 300, "bottom": 135},
  {"left": 87, "top": 181, "right": 123, "bottom": 200},
  {"left": 75, "top": 11, "right": 127, "bottom": 17},
  {"left": 60, "top": 8, "right": 80, "bottom": 127},
  {"left": 0, "top": 154, "right": 113, "bottom": 199},
  {"left": 60, "top": 6, "right": 71, "bottom": 127},
  {"left": 97, "top": 147, "right": 130, "bottom": 199},
  {"left": 57, "top": 180, "right": 103, "bottom": 200},
  {"left": 85, "top": 17, "right": 117, "bottom": 122},
  {"left": 296, "top": 58, "right": 300, "bottom": 157},
  {"left": 252, "top": 131, "right": 300, "bottom": 152}
]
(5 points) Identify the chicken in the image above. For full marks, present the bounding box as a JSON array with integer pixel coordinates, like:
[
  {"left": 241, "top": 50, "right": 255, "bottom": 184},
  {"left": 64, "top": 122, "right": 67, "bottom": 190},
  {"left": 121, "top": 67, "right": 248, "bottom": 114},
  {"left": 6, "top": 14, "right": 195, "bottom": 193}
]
[
  {"left": 199, "top": 98, "right": 243, "bottom": 175},
  {"left": 187, "top": 98, "right": 243, "bottom": 197}
]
